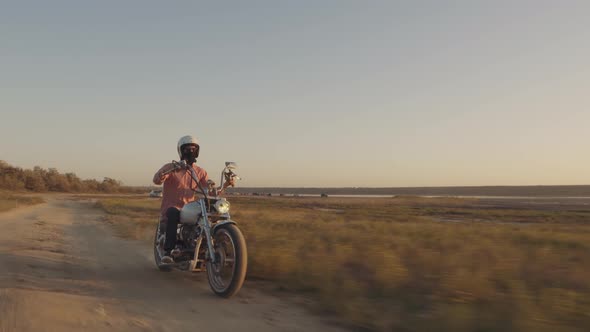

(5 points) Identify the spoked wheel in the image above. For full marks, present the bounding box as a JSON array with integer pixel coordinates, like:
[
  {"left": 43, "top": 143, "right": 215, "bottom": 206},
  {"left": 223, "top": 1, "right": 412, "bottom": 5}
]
[
  {"left": 154, "top": 222, "right": 172, "bottom": 272},
  {"left": 206, "top": 224, "right": 247, "bottom": 298}
]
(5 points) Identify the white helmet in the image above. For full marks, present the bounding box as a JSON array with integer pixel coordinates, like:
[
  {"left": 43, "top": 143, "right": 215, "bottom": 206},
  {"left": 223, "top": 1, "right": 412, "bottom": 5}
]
[{"left": 177, "top": 135, "right": 200, "bottom": 159}]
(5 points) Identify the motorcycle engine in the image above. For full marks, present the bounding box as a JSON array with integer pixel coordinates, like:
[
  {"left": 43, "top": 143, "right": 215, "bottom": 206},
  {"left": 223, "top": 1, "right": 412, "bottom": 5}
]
[{"left": 179, "top": 225, "right": 200, "bottom": 248}]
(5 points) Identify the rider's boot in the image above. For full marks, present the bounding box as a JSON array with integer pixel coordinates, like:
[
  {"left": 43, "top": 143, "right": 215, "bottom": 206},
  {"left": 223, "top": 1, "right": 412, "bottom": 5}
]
[{"left": 161, "top": 251, "right": 174, "bottom": 264}]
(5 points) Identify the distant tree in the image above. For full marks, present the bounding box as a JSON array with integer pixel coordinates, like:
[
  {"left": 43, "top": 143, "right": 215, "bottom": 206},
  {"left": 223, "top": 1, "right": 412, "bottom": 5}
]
[
  {"left": 46, "top": 168, "right": 72, "bottom": 192},
  {"left": 65, "top": 172, "right": 82, "bottom": 192},
  {"left": 23, "top": 169, "right": 47, "bottom": 191},
  {"left": 32, "top": 166, "right": 47, "bottom": 182},
  {"left": 82, "top": 179, "right": 100, "bottom": 192},
  {"left": 99, "top": 177, "right": 122, "bottom": 192},
  {"left": 0, "top": 161, "right": 131, "bottom": 193},
  {"left": 0, "top": 162, "right": 25, "bottom": 190}
]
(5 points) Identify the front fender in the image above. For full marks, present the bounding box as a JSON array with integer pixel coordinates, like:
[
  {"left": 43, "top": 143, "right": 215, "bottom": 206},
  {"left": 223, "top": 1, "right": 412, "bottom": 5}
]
[{"left": 211, "top": 220, "right": 237, "bottom": 233}]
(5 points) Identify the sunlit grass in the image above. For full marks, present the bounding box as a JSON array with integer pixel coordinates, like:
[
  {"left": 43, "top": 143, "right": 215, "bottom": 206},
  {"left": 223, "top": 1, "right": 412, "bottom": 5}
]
[
  {"left": 95, "top": 197, "right": 161, "bottom": 239},
  {"left": 0, "top": 191, "right": 45, "bottom": 212},
  {"left": 96, "top": 196, "right": 590, "bottom": 332}
]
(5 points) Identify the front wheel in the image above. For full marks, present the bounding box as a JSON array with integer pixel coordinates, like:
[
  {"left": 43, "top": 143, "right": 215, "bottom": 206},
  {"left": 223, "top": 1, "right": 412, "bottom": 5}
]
[{"left": 206, "top": 224, "right": 248, "bottom": 298}]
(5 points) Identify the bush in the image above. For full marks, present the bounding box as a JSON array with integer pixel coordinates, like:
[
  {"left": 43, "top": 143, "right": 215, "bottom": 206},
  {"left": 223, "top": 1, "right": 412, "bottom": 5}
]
[{"left": 0, "top": 160, "right": 128, "bottom": 193}]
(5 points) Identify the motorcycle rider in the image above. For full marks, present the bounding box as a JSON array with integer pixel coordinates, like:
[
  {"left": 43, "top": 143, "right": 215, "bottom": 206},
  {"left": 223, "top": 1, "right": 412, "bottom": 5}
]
[{"left": 153, "top": 135, "right": 234, "bottom": 264}]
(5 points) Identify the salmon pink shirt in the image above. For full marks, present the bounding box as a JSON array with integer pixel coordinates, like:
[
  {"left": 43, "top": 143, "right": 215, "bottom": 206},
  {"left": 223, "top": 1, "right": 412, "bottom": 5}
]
[{"left": 153, "top": 163, "right": 209, "bottom": 221}]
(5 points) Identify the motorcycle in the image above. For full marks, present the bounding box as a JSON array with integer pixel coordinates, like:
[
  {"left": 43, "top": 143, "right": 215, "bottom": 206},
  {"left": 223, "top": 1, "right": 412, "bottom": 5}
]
[{"left": 153, "top": 161, "right": 247, "bottom": 298}]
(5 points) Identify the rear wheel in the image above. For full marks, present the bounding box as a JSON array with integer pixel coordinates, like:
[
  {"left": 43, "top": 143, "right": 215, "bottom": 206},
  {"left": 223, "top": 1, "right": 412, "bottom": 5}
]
[
  {"left": 154, "top": 222, "right": 172, "bottom": 272},
  {"left": 206, "top": 224, "right": 247, "bottom": 298}
]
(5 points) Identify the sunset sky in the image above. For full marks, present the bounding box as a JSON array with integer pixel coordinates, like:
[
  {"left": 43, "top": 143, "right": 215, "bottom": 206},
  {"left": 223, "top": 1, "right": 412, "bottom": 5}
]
[{"left": 1, "top": 1, "right": 589, "bottom": 187}]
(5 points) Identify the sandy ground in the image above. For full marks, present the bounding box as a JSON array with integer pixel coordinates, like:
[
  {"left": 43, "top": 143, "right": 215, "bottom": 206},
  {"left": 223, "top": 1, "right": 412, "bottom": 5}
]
[{"left": 0, "top": 197, "right": 344, "bottom": 332}]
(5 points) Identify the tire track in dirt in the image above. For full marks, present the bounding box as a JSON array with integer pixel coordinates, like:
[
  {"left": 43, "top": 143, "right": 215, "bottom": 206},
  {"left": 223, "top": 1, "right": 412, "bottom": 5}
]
[{"left": 0, "top": 197, "right": 343, "bottom": 332}]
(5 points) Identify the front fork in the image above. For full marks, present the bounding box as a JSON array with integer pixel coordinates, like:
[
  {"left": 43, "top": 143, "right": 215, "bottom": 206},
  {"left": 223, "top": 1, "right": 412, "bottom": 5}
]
[{"left": 199, "top": 199, "right": 217, "bottom": 263}]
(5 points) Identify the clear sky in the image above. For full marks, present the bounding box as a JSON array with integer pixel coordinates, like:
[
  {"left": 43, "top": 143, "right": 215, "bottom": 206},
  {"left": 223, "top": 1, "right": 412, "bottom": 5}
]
[{"left": 1, "top": 1, "right": 589, "bottom": 187}]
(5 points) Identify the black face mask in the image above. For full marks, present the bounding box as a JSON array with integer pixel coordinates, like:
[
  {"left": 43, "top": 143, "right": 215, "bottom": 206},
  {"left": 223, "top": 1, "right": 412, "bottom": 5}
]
[
  {"left": 182, "top": 152, "right": 197, "bottom": 165},
  {"left": 180, "top": 144, "right": 199, "bottom": 165}
]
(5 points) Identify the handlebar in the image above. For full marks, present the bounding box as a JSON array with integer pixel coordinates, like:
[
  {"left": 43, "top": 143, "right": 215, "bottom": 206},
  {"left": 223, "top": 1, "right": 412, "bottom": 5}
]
[
  {"left": 161, "top": 160, "right": 188, "bottom": 176},
  {"left": 161, "top": 160, "right": 241, "bottom": 198}
]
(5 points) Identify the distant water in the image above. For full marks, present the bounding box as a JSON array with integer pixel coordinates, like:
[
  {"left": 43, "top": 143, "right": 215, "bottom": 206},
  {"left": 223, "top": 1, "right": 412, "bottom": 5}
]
[
  {"left": 232, "top": 185, "right": 590, "bottom": 198},
  {"left": 296, "top": 194, "right": 393, "bottom": 198},
  {"left": 422, "top": 195, "right": 590, "bottom": 200},
  {"left": 271, "top": 194, "right": 590, "bottom": 200}
]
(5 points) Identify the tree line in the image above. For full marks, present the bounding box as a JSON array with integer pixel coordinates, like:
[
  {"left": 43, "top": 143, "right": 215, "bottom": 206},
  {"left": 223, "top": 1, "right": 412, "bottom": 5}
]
[{"left": 0, "top": 160, "right": 139, "bottom": 193}]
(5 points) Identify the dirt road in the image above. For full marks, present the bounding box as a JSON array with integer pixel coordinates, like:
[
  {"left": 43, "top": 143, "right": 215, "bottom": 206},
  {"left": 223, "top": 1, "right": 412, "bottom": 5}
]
[{"left": 0, "top": 197, "right": 342, "bottom": 332}]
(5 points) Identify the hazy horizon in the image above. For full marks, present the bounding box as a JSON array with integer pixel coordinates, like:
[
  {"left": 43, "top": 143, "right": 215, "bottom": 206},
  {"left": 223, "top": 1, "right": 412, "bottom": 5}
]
[
  {"left": 2, "top": 1, "right": 589, "bottom": 187},
  {"left": 3, "top": 159, "right": 590, "bottom": 189}
]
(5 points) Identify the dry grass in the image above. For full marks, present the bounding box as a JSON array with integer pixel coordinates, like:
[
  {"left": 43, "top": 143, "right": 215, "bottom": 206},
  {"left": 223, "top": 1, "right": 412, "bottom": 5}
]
[
  {"left": 96, "top": 196, "right": 590, "bottom": 332},
  {"left": 95, "top": 197, "right": 161, "bottom": 240},
  {"left": 0, "top": 191, "right": 45, "bottom": 212}
]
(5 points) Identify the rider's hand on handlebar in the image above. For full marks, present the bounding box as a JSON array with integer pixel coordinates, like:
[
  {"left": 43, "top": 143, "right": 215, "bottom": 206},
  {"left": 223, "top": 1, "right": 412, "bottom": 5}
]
[
  {"left": 172, "top": 160, "right": 189, "bottom": 169},
  {"left": 160, "top": 160, "right": 186, "bottom": 176},
  {"left": 161, "top": 163, "right": 176, "bottom": 174},
  {"left": 224, "top": 176, "right": 236, "bottom": 188}
]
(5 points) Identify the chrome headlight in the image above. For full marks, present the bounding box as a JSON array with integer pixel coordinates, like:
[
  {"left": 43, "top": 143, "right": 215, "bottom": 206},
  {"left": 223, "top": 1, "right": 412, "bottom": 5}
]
[{"left": 214, "top": 198, "right": 230, "bottom": 214}]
